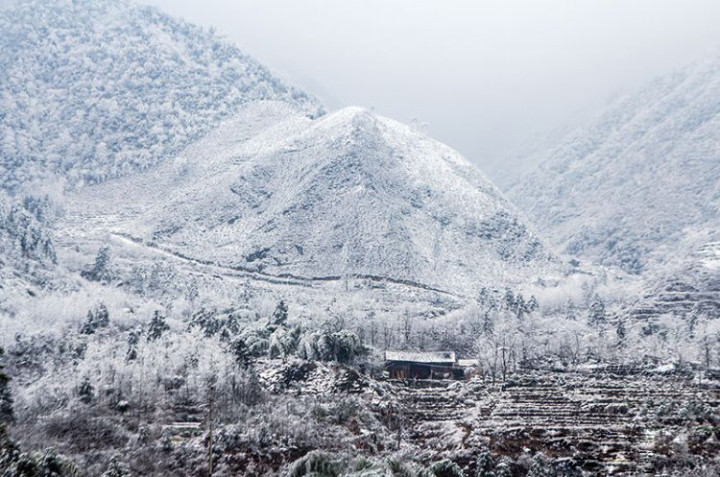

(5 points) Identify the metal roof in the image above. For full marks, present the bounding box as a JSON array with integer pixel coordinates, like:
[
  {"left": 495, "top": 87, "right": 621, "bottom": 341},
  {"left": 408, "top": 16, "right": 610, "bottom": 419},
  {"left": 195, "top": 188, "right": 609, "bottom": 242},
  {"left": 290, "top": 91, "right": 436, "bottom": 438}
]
[{"left": 384, "top": 351, "right": 457, "bottom": 364}]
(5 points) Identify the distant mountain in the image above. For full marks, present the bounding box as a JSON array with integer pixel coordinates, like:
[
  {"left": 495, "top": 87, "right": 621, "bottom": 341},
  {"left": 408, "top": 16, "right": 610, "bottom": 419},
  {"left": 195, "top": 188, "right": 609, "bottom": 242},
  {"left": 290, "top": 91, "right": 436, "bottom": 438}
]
[
  {"left": 507, "top": 58, "right": 720, "bottom": 274},
  {"left": 64, "top": 102, "right": 559, "bottom": 297},
  {"left": 0, "top": 0, "right": 321, "bottom": 191}
]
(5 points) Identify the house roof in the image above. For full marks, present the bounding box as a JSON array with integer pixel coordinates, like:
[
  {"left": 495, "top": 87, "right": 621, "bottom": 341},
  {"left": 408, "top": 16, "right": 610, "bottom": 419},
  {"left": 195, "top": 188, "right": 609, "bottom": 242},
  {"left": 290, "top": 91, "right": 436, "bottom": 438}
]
[{"left": 385, "top": 351, "right": 457, "bottom": 364}]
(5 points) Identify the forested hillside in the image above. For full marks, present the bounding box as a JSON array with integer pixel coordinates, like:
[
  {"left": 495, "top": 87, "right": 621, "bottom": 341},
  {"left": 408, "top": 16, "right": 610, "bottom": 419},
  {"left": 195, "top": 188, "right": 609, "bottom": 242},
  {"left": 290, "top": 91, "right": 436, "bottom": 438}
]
[
  {"left": 508, "top": 58, "right": 720, "bottom": 274},
  {"left": 0, "top": 0, "right": 321, "bottom": 190}
]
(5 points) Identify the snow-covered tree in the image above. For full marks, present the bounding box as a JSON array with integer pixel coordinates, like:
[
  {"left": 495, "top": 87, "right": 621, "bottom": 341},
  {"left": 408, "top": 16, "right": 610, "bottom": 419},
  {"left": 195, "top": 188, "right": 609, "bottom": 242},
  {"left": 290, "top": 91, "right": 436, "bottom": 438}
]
[
  {"left": 81, "top": 245, "right": 114, "bottom": 283},
  {"left": 526, "top": 453, "right": 552, "bottom": 477},
  {"left": 430, "top": 459, "right": 464, "bottom": 477},
  {"left": 147, "top": 310, "right": 170, "bottom": 341},
  {"left": 475, "top": 447, "right": 496, "bottom": 477},
  {"left": 126, "top": 327, "right": 141, "bottom": 362},
  {"left": 269, "top": 326, "right": 300, "bottom": 359},
  {"left": 270, "top": 300, "right": 289, "bottom": 327},
  {"left": 101, "top": 455, "right": 132, "bottom": 477},
  {"left": 527, "top": 295, "right": 539, "bottom": 313},
  {"left": 494, "top": 458, "right": 512, "bottom": 477},
  {"left": 80, "top": 303, "right": 110, "bottom": 335},
  {"left": 588, "top": 295, "right": 607, "bottom": 329}
]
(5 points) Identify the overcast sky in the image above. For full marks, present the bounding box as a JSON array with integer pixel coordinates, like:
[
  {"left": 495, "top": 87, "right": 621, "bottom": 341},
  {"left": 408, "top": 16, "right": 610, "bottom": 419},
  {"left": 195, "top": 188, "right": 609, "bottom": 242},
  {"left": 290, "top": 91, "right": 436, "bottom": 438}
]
[{"left": 147, "top": 0, "right": 720, "bottom": 175}]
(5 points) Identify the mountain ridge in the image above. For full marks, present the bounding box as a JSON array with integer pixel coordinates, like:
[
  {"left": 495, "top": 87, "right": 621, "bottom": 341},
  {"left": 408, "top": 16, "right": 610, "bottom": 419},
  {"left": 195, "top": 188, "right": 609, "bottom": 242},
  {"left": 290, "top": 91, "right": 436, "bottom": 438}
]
[{"left": 507, "top": 56, "right": 720, "bottom": 274}]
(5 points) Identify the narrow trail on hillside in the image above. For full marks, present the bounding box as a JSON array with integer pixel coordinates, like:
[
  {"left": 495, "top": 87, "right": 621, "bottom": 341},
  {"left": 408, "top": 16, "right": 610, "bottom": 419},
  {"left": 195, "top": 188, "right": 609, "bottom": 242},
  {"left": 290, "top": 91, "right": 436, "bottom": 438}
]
[{"left": 110, "top": 232, "right": 466, "bottom": 298}]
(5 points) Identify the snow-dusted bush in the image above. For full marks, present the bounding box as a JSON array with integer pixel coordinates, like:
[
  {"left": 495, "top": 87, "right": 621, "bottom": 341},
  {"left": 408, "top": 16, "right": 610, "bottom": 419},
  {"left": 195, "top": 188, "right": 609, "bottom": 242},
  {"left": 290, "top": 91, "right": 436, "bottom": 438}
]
[
  {"left": 429, "top": 459, "right": 464, "bottom": 477},
  {"left": 0, "top": 446, "right": 79, "bottom": 477},
  {"left": 286, "top": 452, "right": 436, "bottom": 477},
  {"left": 288, "top": 450, "right": 344, "bottom": 477},
  {"left": 297, "top": 329, "right": 364, "bottom": 363}
]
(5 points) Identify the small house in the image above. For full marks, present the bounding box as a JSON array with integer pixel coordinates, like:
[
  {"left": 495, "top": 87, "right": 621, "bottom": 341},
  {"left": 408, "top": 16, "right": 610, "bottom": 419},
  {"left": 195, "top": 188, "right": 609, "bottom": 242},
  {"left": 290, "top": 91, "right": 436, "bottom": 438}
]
[{"left": 384, "top": 351, "right": 461, "bottom": 380}]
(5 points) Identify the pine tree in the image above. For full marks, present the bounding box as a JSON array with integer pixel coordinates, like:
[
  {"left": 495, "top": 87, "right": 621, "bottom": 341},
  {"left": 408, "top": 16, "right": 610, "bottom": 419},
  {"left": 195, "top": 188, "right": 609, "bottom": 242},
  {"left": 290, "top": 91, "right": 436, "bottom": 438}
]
[
  {"left": 476, "top": 447, "right": 496, "bottom": 477},
  {"left": 271, "top": 300, "right": 289, "bottom": 327},
  {"left": 565, "top": 300, "right": 577, "bottom": 321},
  {"left": 231, "top": 338, "right": 251, "bottom": 368},
  {"left": 241, "top": 366, "right": 263, "bottom": 406},
  {"left": 81, "top": 245, "right": 114, "bottom": 283},
  {"left": 80, "top": 303, "right": 110, "bottom": 335},
  {"left": 588, "top": 295, "right": 607, "bottom": 328},
  {"left": 147, "top": 310, "right": 170, "bottom": 341},
  {"left": 494, "top": 459, "right": 512, "bottom": 477},
  {"left": 514, "top": 294, "right": 527, "bottom": 320},
  {"left": 503, "top": 288, "right": 515, "bottom": 311},
  {"left": 479, "top": 287, "right": 496, "bottom": 310}
]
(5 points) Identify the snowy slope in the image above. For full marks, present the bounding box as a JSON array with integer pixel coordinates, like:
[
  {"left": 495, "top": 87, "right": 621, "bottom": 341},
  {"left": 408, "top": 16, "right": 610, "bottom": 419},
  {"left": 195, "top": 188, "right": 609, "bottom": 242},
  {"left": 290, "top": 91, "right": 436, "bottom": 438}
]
[
  {"left": 627, "top": 240, "right": 720, "bottom": 321},
  {"left": 63, "top": 102, "right": 559, "bottom": 297},
  {"left": 0, "top": 0, "right": 321, "bottom": 190},
  {"left": 507, "top": 58, "right": 720, "bottom": 274}
]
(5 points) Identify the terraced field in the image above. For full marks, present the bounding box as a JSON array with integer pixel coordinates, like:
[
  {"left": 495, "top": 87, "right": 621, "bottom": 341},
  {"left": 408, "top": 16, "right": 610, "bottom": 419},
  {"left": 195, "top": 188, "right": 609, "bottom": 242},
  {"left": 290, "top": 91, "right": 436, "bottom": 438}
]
[{"left": 392, "top": 371, "right": 720, "bottom": 475}]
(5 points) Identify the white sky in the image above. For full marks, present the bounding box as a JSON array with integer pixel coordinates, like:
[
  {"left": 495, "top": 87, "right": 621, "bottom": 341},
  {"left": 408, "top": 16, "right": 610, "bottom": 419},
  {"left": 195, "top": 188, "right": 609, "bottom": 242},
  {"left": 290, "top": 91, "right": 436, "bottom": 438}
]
[{"left": 146, "top": 0, "right": 720, "bottom": 175}]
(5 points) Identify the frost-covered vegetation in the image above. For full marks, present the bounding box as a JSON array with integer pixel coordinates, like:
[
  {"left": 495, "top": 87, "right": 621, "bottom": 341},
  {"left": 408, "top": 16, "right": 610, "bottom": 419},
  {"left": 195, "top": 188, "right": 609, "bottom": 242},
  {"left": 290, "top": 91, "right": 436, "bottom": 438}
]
[
  {"left": 1, "top": 258, "right": 719, "bottom": 476},
  {"left": 0, "top": 191, "right": 61, "bottom": 304},
  {"left": 0, "top": 0, "right": 320, "bottom": 190},
  {"left": 0, "top": 193, "right": 56, "bottom": 265},
  {"left": 1, "top": 0, "right": 719, "bottom": 475}
]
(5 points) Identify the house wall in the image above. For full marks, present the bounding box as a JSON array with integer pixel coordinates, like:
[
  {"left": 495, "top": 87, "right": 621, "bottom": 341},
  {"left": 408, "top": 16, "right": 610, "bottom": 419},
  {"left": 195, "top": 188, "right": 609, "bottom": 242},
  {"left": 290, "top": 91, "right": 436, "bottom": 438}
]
[{"left": 386, "top": 361, "right": 458, "bottom": 380}]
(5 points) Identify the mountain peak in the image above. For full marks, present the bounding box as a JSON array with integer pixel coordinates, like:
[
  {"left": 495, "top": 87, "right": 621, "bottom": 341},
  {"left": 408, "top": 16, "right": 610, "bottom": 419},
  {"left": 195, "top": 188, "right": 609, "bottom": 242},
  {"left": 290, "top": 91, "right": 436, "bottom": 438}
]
[{"left": 65, "top": 104, "right": 557, "bottom": 296}]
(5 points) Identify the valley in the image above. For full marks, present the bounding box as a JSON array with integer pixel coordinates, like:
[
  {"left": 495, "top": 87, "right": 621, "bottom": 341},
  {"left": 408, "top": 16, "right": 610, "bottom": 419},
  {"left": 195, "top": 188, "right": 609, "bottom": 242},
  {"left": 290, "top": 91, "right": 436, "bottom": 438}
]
[{"left": 1, "top": 0, "right": 719, "bottom": 476}]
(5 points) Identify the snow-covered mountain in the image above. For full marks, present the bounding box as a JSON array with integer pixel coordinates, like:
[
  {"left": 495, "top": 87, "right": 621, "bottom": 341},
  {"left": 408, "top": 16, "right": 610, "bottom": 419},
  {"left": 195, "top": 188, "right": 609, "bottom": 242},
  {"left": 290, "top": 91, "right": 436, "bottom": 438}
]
[
  {"left": 0, "top": 0, "right": 568, "bottom": 319},
  {"left": 507, "top": 58, "right": 720, "bottom": 274},
  {"left": 62, "top": 101, "right": 559, "bottom": 298},
  {"left": 0, "top": 0, "right": 320, "bottom": 191}
]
